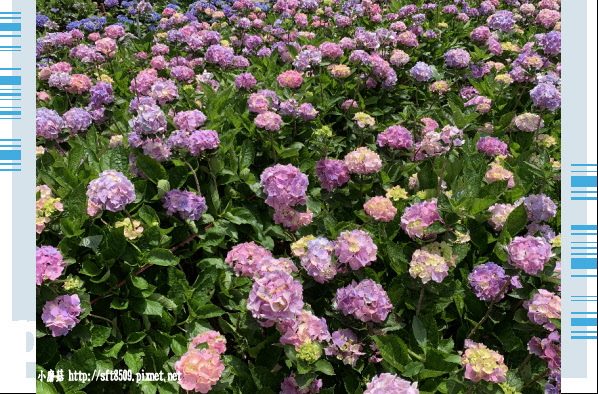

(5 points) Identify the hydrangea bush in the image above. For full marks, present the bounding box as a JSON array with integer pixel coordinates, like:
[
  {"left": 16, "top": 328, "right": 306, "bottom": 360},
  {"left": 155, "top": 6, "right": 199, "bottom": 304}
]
[{"left": 36, "top": 0, "right": 562, "bottom": 392}]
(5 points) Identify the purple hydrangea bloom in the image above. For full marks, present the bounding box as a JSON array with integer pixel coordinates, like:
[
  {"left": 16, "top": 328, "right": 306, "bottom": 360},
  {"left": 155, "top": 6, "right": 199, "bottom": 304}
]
[
  {"left": 333, "top": 279, "right": 394, "bottom": 323},
  {"left": 444, "top": 49, "right": 471, "bottom": 68},
  {"left": 225, "top": 242, "right": 273, "bottom": 278},
  {"left": 377, "top": 125, "right": 413, "bottom": 150},
  {"left": 468, "top": 262, "right": 522, "bottom": 301},
  {"left": 410, "top": 62, "right": 433, "bottom": 81},
  {"left": 507, "top": 236, "right": 553, "bottom": 275},
  {"left": 62, "top": 107, "right": 92, "bottom": 135},
  {"left": 523, "top": 289, "right": 561, "bottom": 331},
  {"left": 173, "top": 110, "right": 207, "bottom": 132},
  {"left": 324, "top": 329, "right": 365, "bottom": 367},
  {"left": 247, "top": 270, "right": 304, "bottom": 327},
  {"left": 470, "top": 26, "right": 491, "bottom": 42},
  {"left": 235, "top": 72, "right": 257, "bottom": 90},
  {"left": 538, "top": 31, "right": 561, "bottom": 55},
  {"left": 260, "top": 164, "right": 308, "bottom": 210},
  {"left": 476, "top": 137, "right": 509, "bottom": 157},
  {"left": 89, "top": 81, "right": 114, "bottom": 109},
  {"left": 86, "top": 170, "right": 135, "bottom": 215},
  {"left": 129, "top": 104, "right": 167, "bottom": 134},
  {"left": 278, "top": 310, "right": 331, "bottom": 350},
  {"left": 170, "top": 66, "right": 195, "bottom": 83},
  {"left": 254, "top": 111, "right": 283, "bottom": 131},
  {"left": 301, "top": 237, "right": 338, "bottom": 283},
  {"left": 315, "top": 158, "right": 350, "bottom": 191},
  {"left": 36, "top": 107, "right": 64, "bottom": 139},
  {"left": 487, "top": 10, "right": 516, "bottom": 32},
  {"left": 334, "top": 230, "right": 377, "bottom": 271},
  {"left": 205, "top": 45, "right": 235, "bottom": 67},
  {"left": 36, "top": 245, "right": 67, "bottom": 285},
  {"left": 150, "top": 79, "right": 179, "bottom": 105},
  {"left": 521, "top": 193, "right": 557, "bottom": 223},
  {"left": 530, "top": 83, "right": 561, "bottom": 111},
  {"left": 162, "top": 189, "right": 207, "bottom": 221},
  {"left": 298, "top": 103, "right": 318, "bottom": 121},
  {"left": 41, "top": 294, "right": 84, "bottom": 337}
]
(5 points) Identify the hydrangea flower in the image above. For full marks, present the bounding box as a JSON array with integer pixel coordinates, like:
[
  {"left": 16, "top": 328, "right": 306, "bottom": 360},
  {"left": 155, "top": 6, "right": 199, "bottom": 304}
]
[
  {"left": 129, "top": 104, "right": 167, "bottom": 135},
  {"left": 409, "top": 242, "right": 456, "bottom": 284},
  {"left": 487, "top": 203, "right": 518, "bottom": 231},
  {"left": 324, "top": 329, "right": 365, "bottom": 367},
  {"left": 528, "top": 331, "right": 561, "bottom": 371},
  {"left": 36, "top": 108, "right": 64, "bottom": 139},
  {"left": 477, "top": 137, "right": 509, "bottom": 157},
  {"left": 461, "top": 340, "right": 508, "bottom": 383},
  {"left": 364, "top": 196, "right": 397, "bottom": 222},
  {"left": 255, "top": 111, "right": 283, "bottom": 131},
  {"left": 530, "top": 83, "right": 561, "bottom": 111},
  {"left": 225, "top": 242, "right": 273, "bottom": 277},
  {"left": 315, "top": 158, "right": 350, "bottom": 191},
  {"left": 36, "top": 246, "right": 67, "bottom": 285},
  {"left": 247, "top": 270, "right": 304, "bottom": 327},
  {"left": 468, "top": 262, "right": 522, "bottom": 301},
  {"left": 36, "top": 185, "right": 63, "bottom": 234},
  {"left": 444, "top": 49, "right": 471, "bottom": 68},
  {"left": 514, "top": 113, "right": 544, "bottom": 132},
  {"left": 41, "top": 294, "right": 84, "bottom": 337},
  {"left": 334, "top": 230, "right": 378, "bottom": 270},
  {"left": 235, "top": 72, "right": 257, "bottom": 89},
  {"left": 507, "top": 236, "right": 553, "bottom": 275},
  {"left": 175, "top": 331, "right": 226, "bottom": 393},
  {"left": 278, "top": 310, "right": 331, "bottom": 350},
  {"left": 487, "top": 10, "right": 515, "bottom": 32},
  {"left": 344, "top": 147, "right": 382, "bottom": 175},
  {"left": 523, "top": 289, "right": 561, "bottom": 331},
  {"left": 260, "top": 164, "right": 308, "bottom": 210},
  {"left": 521, "top": 193, "right": 557, "bottom": 223},
  {"left": 277, "top": 70, "right": 303, "bottom": 88},
  {"left": 401, "top": 200, "right": 443, "bottom": 239},
  {"left": 62, "top": 107, "right": 92, "bottom": 135},
  {"left": 410, "top": 62, "right": 433, "bottom": 81},
  {"left": 291, "top": 235, "right": 317, "bottom": 259},
  {"left": 280, "top": 373, "right": 322, "bottom": 394},
  {"left": 162, "top": 189, "right": 207, "bottom": 221},
  {"left": 377, "top": 126, "right": 413, "bottom": 150},
  {"left": 364, "top": 373, "right": 419, "bottom": 394},
  {"left": 86, "top": 170, "right": 135, "bottom": 216},
  {"left": 301, "top": 237, "right": 337, "bottom": 283},
  {"left": 173, "top": 110, "right": 207, "bottom": 131},
  {"left": 333, "top": 279, "right": 394, "bottom": 323},
  {"left": 115, "top": 218, "right": 144, "bottom": 240},
  {"left": 273, "top": 206, "right": 314, "bottom": 231}
]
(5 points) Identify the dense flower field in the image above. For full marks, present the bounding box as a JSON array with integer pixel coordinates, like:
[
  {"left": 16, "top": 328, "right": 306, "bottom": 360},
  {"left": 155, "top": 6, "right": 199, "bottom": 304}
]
[{"left": 35, "top": 0, "right": 562, "bottom": 393}]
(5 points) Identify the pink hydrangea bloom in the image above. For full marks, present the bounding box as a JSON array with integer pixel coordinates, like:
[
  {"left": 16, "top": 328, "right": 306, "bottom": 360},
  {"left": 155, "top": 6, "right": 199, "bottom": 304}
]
[
  {"left": 36, "top": 246, "right": 67, "bottom": 285},
  {"left": 277, "top": 70, "right": 303, "bottom": 88},
  {"left": 280, "top": 373, "right": 322, "bottom": 394},
  {"left": 364, "top": 373, "right": 419, "bottom": 394},
  {"left": 487, "top": 203, "right": 518, "bottom": 231},
  {"left": 334, "top": 230, "right": 378, "bottom": 270},
  {"left": 173, "top": 110, "right": 207, "bottom": 132},
  {"left": 41, "top": 294, "right": 84, "bottom": 337},
  {"left": 333, "top": 279, "right": 394, "bottom": 323},
  {"left": 521, "top": 193, "right": 557, "bottom": 223},
  {"left": 86, "top": 170, "right": 135, "bottom": 216},
  {"left": 278, "top": 310, "right": 331, "bottom": 350},
  {"left": 260, "top": 164, "right": 308, "bottom": 210},
  {"left": 175, "top": 331, "right": 226, "bottom": 393},
  {"left": 477, "top": 137, "right": 509, "bottom": 157},
  {"left": 255, "top": 111, "right": 283, "bottom": 131},
  {"left": 409, "top": 243, "right": 456, "bottom": 284},
  {"left": 247, "top": 270, "right": 304, "bottom": 327},
  {"left": 344, "top": 147, "right": 382, "bottom": 175},
  {"left": 315, "top": 158, "right": 350, "bottom": 191},
  {"left": 401, "top": 200, "right": 443, "bottom": 239},
  {"left": 225, "top": 242, "right": 273, "bottom": 277},
  {"left": 273, "top": 206, "right": 313, "bottom": 231},
  {"left": 461, "top": 340, "right": 508, "bottom": 383},
  {"left": 507, "top": 236, "right": 553, "bottom": 275},
  {"left": 523, "top": 289, "right": 561, "bottom": 330},
  {"left": 364, "top": 196, "right": 397, "bottom": 222},
  {"left": 254, "top": 257, "right": 298, "bottom": 277},
  {"left": 377, "top": 126, "right": 413, "bottom": 150}
]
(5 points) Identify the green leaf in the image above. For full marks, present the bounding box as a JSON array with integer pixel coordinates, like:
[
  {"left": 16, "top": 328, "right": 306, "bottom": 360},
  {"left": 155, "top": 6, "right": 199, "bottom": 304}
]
[
  {"left": 412, "top": 316, "right": 428, "bottom": 348},
  {"left": 91, "top": 325, "right": 112, "bottom": 347},
  {"left": 131, "top": 299, "right": 163, "bottom": 316},
  {"left": 136, "top": 154, "right": 167, "bottom": 183},
  {"left": 146, "top": 248, "right": 180, "bottom": 266},
  {"left": 100, "top": 145, "right": 129, "bottom": 173},
  {"left": 501, "top": 204, "right": 528, "bottom": 239},
  {"left": 314, "top": 360, "right": 335, "bottom": 376},
  {"left": 372, "top": 335, "right": 410, "bottom": 371},
  {"left": 194, "top": 304, "right": 225, "bottom": 319},
  {"left": 402, "top": 361, "right": 424, "bottom": 377},
  {"left": 57, "top": 346, "right": 96, "bottom": 392},
  {"left": 102, "top": 227, "right": 127, "bottom": 260}
]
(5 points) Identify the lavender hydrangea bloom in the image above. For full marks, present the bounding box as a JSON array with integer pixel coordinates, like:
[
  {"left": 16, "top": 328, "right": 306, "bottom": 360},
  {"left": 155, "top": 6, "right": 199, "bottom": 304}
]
[
  {"left": 468, "top": 262, "right": 521, "bottom": 302},
  {"left": 278, "top": 310, "right": 331, "bottom": 350},
  {"left": 401, "top": 200, "right": 443, "bottom": 239},
  {"left": 247, "top": 270, "right": 304, "bottom": 327},
  {"left": 521, "top": 193, "right": 557, "bottom": 223},
  {"left": 62, "top": 107, "right": 92, "bottom": 135},
  {"left": 530, "top": 83, "right": 561, "bottom": 111},
  {"left": 301, "top": 237, "right": 338, "bottom": 283},
  {"left": 539, "top": 31, "right": 561, "bottom": 55},
  {"left": 36, "top": 245, "right": 67, "bottom": 285},
  {"left": 523, "top": 289, "right": 561, "bottom": 331},
  {"left": 260, "top": 164, "right": 308, "bottom": 210},
  {"left": 36, "top": 107, "right": 64, "bottom": 139},
  {"left": 315, "top": 158, "right": 350, "bottom": 191},
  {"left": 507, "top": 236, "right": 553, "bottom": 275},
  {"left": 89, "top": 81, "right": 114, "bottom": 109},
  {"left": 410, "top": 62, "right": 433, "bottom": 81},
  {"left": 333, "top": 279, "right": 394, "bottom": 323},
  {"left": 487, "top": 10, "right": 516, "bottom": 32},
  {"left": 162, "top": 189, "right": 207, "bottom": 221},
  {"left": 41, "top": 294, "right": 84, "bottom": 337},
  {"left": 364, "top": 373, "right": 419, "bottom": 394},
  {"left": 334, "top": 230, "right": 378, "bottom": 270},
  {"left": 444, "top": 49, "right": 471, "bottom": 68},
  {"left": 129, "top": 104, "right": 167, "bottom": 134},
  {"left": 173, "top": 110, "right": 207, "bottom": 131},
  {"left": 86, "top": 170, "right": 135, "bottom": 215}
]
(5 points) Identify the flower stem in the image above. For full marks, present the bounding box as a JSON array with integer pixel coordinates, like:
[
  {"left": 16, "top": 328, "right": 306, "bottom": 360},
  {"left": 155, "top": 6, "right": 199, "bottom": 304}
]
[
  {"left": 416, "top": 287, "right": 425, "bottom": 317},
  {"left": 522, "top": 368, "right": 550, "bottom": 390},
  {"left": 88, "top": 313, "right": 120, "bottom": 334},
  {"left": 466, "top": 277, "right": 511, "bottom": 340},
  {"left": 182, "top": 157, "right": 201, "bottom": 193}
]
